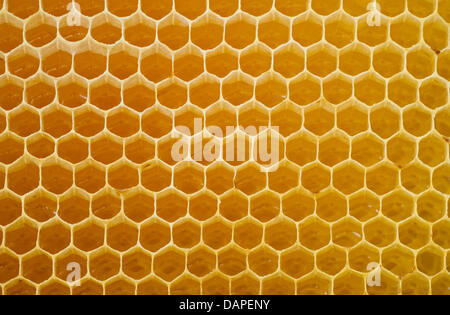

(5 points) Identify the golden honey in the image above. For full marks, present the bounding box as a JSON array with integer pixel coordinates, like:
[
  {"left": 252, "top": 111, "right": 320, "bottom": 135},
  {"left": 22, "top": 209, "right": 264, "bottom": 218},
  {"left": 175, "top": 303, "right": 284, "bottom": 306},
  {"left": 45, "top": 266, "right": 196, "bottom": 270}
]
[{"left": 0, "top": 0, "right": 449, "bottom": 295}]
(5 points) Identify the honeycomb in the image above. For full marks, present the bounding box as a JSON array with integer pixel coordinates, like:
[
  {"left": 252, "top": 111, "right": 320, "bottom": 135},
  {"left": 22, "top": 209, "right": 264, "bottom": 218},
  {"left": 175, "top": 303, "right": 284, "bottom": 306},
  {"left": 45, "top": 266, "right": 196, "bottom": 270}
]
[{"left": 0, "top": 0, "right": 449, "bottom": 296}]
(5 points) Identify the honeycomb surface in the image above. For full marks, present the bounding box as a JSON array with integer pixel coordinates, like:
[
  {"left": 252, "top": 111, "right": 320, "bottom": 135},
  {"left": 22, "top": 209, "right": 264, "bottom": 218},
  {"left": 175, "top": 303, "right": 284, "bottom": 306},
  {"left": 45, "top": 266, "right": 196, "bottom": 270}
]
[{"left": 0, "top": 0, "right": 449, "bottom": 296}]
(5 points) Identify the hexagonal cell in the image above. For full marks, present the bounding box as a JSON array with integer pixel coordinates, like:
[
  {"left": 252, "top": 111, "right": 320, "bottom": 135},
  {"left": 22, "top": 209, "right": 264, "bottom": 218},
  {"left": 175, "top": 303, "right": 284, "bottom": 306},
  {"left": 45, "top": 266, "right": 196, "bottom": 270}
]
[
  {"left": 286, "top": 132, "right": 317, "bottom": 167},
  {"left": 417, "top": 245, "right": 444, "bottom": 276},
  {"left": 382, "top": 244, "right": 415, "bottom": 277},
  {"left": 91, "top": 134, "right": 123, "bottom": 165},
  {"left": 366, "top": 163, "right": 399, "bottom": 196},
  {"left": 348, "top": 242, "right": 380, "bottom": 272},
  {"left": 55, "top": 248, "right": 88, "bottom": 282},
  {"left": 106, "top": 220, "right": 138, "bottom": 253},
  {"left": 419, "top": 134, "right": 447, "bottom": 168},
  {"left": 139, "top": 218, "right": 170, "bottom": 252},
  {"left": 221, "top": 73, "right": 254, "bottom": 107},
  {"left": 9, "top": 106, "right": 40, "bottom": 138},
  {"left": 158, "top": 13, "right": 190, "bottom": 51},
  {"left": 57, "top": 76, "right": 88, "bottom": 109},
  {"left": 89, "top": 248, "right": 121, "bottom": 281},
  {"left": 137, "top": 277, "right": 169, "bottom": 295},
  {"left": 22, "top": 250, "right": 53, "bottom": 284},
  {"left": 364, "top": 217, "right": 396, "bottom": 247},
  {"left": 409, "top": 0, "right": 436, "bottom": 18},
  {"left": 204, "top": 164, "right": 233, "bottom": 197},
  {"left": 432, "top": 220, "right": 450, "bottom": 249},
  {"left": 337, "top": 101, "right": 368, "bottom": 137},
  {"left": 325, "top": 12, "right": 355, "bottom": 48},
  {"left": 355, "top": 73, "right": 386, "bottom": 106},
  {"left": 107, "top": 47, "right": 139, "bottom": 81},
  {"left": 381, "top": 190, "right": 414, "bottom": 223},
  {"left": 262, "top": 273, "right": 295, "bottom": 295},
  {"left": 304, "top": 101, "right": 335, "bottom": 136},
  {"left": 74, "top": 44, "right": 107, "bottom": 80},
  {"left": 282, "top": 188, "right": 315, "bottom": 222},
  {"left": 357, "top": 14, "right": 389, "bottom": 47},
  {"left": 0, "top": 133, "right": 24, "bottom": 165},
  {"left": 92, "top": 189, "right": 123, "bottom": 220},
  {"left": 343, "top": 0, "right": 372, "bottom": 16},
  {"left": 4, "top": 279, "right": 37, "bottom": 295},
  {"left": 299, "top": 217, "right": 330, "bottom": 250},
  {"left": 339, "top": 43, "right": 371, "bottom": 76},
  {"left": 42, "top": 160, "right": 74, "bottom": 194},
  {"left": 0, "top": 15, "right": 23, "bottom": 54},
  {"left": 433, "top": 164, "right": 450, "bottom": 194},
  {"left": 73, "top": 220, "right": 105, "bottom": 252},
  {"left": 289, "top": 73, "right": 322, "bottom": 106},
  {"left": 90, "top": 76, "right": 122, "bottom": 111},
  {"left": 187, "top": 191, "right": 216, "bottom": 222},
  {"left": 218, "top": 245, "right": 247, "bottom": 276},
  {"left": 105, "top": 277, "right": 136, "bottom": 296},
  {"left": 316, "top": 190, "right": 348, "bottom": 223},
  {"left": 435, "top": 107, "right": 450, "bottom": 138},
  {"left": 391, "top": 14, "right": 421, "bottom": 48},
  {"left": 280, "top": 246, "right": 314, "bottom": 279},
  {"left": 373, "top": 43, "right": 404, "bottom": 79},
  {"left": 7, "top": 46, "right": 39, "bottom": 79},
  {"left": 25, "top": 14, "right": 57, "bottom": 48},
  {"left": 122, "top": 79, "right": 155, "bottom": 113},
  {"left": 58, "top": 190, "right": 90, "bottom": 224},
  {"left": 108, "top": 162, "right": 139, "bottom": 191},
  {"left": 75, "top": 161, "right": 106, "bottom": 194},
  {"left": 153, "top": 247, "right": 186, "bottom": 282},
  {"left": 157, "top": 134, "right": 188, "bottom": 166},
  {"left": 319, "top": 133, "right": 350, "bottom": 167},
  {"left": 234, "top": 218, "right": 263, "bottom": 250},
  {"left": 39, "top": 220, "right": 71, "bottom": 255},
  {"left": 172, "top": 162, "right": 204, "bottom": 194},
  {"left": 173, "top": 219, "right": 201, "bottom": 249},
  {"left": 139, "top": 153, "right": 172, "bottom": 188},
  {"left": 73, "top": 107, "right": 105, "bottom": 138},
  {"left": 316, "top": 245, "right": 347, "bottom": 276},
  {"left": 209, "top": 0, "right": 238, "bottom": 17},
  {"left": 205, "top": 44, "right": 238, "bottom": 79},
  {"left": 173, "top": 45, "right": 204, "bottom": 82},
  {"left": 174, "top": 106, "right": 203, "bottom": 137},
  {"left": 91, "top": 13, "right": 122, "bottom": 45},
  {"left": 24, "top": 190, "right": 57, "bottom": 222},
  {"left": 122, "top": 248, "right": 152, "bottom": 280},
  {"left": 406, "top": 46, "right": 436, "bottom": 80},
  {"left": 417, "top": 191, "right": 446, "bottom": 223},
  {"left": 203, "top": 218, "right": 232, "bottom": 250},
  {"left": 431, "top": 273, "right": 450, "bottom": 295},
  {"left": 171, "top": 275, "right": 202, "bottom": 295},
  {"left": 106, "top": 0, "right": 138, "bottom": 17},
  {"left": 0, "top": 192, "right": 22, "bottom": 226},
  {"left": 124, "top": 16, "right": 156, "bottom": 48},
  {"left": 72, "top": 279, "right": 103, "bottom": 295},
  {"left": 388, "top": 74, "right": 418, "bottom": 108},
  {"left": 370, "top": 103, "right": 401, "bottom": 140},
  {"left": 157, "top": 78, "right": 188, "bottom": 110},
  {"left": 190, "top": 13, "right": 223, "bottom": 50},
  {"left": 7, "top": 159, "right": 40, "bottom": 196},
  {"left": 301, "top": 163, "right": 331, "bottom": 194},
  {"left": 225, "top": 13, "right": 257, "bottom": 50},
  {"left": 237, "top": 102, "right": 269, "bottom": 137},
  {"left": 268, "top": 162, "right": 299, "bottom": 194},
  {"left": 403, "top": 105, "right": 432, "bottom": 138},
  {"left": 307, "top": 43, "right": 338, "bottom": 78},
  {"left": 42, "top": 105, "right": 73, "bottom": 138},
  {"left": 239, "top": 43, "right": 271, "bottom": 78},
  {"left": 219, "top": 190, "right": 248, "bottom": 222},
  {"left": 248, "top": 245, "right": 278, "bottom": 277},
  {"left": 202, "top": 272, "right": 230, "bottom": 295},
  {"left": 401, "top": 163, "right": 431, "bottom": 194},
  {"left": 420, "top": 78, "right": 448, "bottom": 110},
  {"left": 274, "top": 43, "right": 305, "bottom": 79},
  {"left": 264, "top": 218, "right": 297, "bottom": 251},
  {"left": 58, "top": 12, "right": 89, "bottom": 42},
  {"left": 0, "top": 76, "right": 23, "bottom": 110},
  {"left": 187, "top": 246, "right": 216, "bottom": 277},
  {"left": 258, "top": 12, "right": 290, "bottom": 49},
  {"left": 332, "top": 218, "right": 363, "bottom": 248},
  {"left": 156, "top": 190, "right": 188, "bottom": 223},
  {"left": 189, "top": 75, "right": 221, "bottom": 109},
  {"left": 250, "top": 191, "right": 280, "bottom": 223},
  {"left": 334, "top": 270, "right": 366, "bottom": 295},
  {"left": 399, "top": 217, "right": 431, "bottom": 249},
  {"left": 366, "top": 268, "right": 400, "bottom": 295},
  {"left": 0, "top": 250, "right": 20, "bottom": 283},
  {"left": 255, "top": 72, "right": 288, "bottom": 108},
  {"left": 324, "top": 73, "right": 353, "bottom": 105},
  {"left": 140, "top": 46, "right": 172, "bottom": 84},
  {"left": 424, "top": 16, "right": 448, "bottom": 52},
  {"left": 292, "top": 13, "right": 323, "bottom": 47},
  {"left": 297, "top": 272, "right": 332, "bottom": 295},
  {"left": 241, "top": 0, "right": 272, "bottom": 16},
  {"left": 377, "top": 0, "right": 405, "bottom": 17},
  {"left": 402, "top": 272, "right": 430, "bottom": 295},
  {"left": 122, "top": 190, "right": 154, "bottom": 224},
  {"left": 437, "top": 50, "right": 450, "bottom": 81},
  {"left": 57, "top": 134, "right": 89, "bottom": 164}
]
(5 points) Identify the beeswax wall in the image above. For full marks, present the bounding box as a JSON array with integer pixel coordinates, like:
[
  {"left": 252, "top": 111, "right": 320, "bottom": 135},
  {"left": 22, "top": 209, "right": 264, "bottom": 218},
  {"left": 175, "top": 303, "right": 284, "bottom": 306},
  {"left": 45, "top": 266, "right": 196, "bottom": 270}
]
[{"left": 0, "top": 0, "right": 449, "bottom": 295}]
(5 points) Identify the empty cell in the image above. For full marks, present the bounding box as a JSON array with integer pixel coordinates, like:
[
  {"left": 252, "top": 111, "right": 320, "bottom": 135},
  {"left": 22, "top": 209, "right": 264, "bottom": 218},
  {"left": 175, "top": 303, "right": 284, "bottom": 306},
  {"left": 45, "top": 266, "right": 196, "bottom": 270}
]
[
  {"left": 25, "top": 14, "right": 57, "bottom": 48},
  {"left": 206, "top": 163, "right": 235, "bottom": 195},
  {"left": 75, "top": 162, "right": 106, "bottom": 194},
  {"left": 262, "top": 274, "right": 295, "bottom": 295},
  {"left": 7, "top": 159, "right": 40, "bottom": 196},
  {"left": 91, "top": 134, "right": 123, "bottom": 165},
  {"left": 302, "top": 163, "right": 331, "bottom": 194},
  {"left": 173, "top": 219, "right": 201, "bottom": 248},
  {"left": 433, "top": 164, "right": 450, "bottom": 194},
  {"left": 140, "top": 219, "right": 171, "bottom": 252},
  {"left": 124, "top": 16, "right": 157, "bottom": 48},
  {"left": 58, "top": 13, "right": 89, "bottom": 42},
  {"left": 299, "top": 217, "right": 331, "bottom": 250},
  {"left": 109, "top": 46, "right": 139, "bottom": 80},
  {"left": 297, "top": 273, "right": 332, "bottom": 295},
  {"left": 337, "top": 101, "right": 369, "bottom": 136},
  {"left": 280, "top": 246, "right": 314, "bottom": 279},
  {"left": 399, "top": 217, "right": 431, "bottom": 249},
  {"left": 348, "top": 242, "right": 380, "bottom": 272},
  {"left": 108, "top": 162, "right": 139, "bottom": 191},
  {"left": 403, "top": 105, "right": 432, "bottom": 137},
  {"left": 255, "top": 72, "right": 288, "bottom": 107},
  {"left": 22, "top": 250, "right": 53, "bottom": 284},
  {"left": 58, "top": 190, "right": 90, "bottom": 224},
  {"left": 141, "top": 46, "right": 172, "bottom": 83},
  {"left": 74, "top": 44, "right": 107, "bottom": 80},
  {"left": 250, "top": 191, "right": 280, "bottom": 223},
  {"left": 349, "top": 191, "right": 380, "bottom": 222},
  {"left": 106, "top": 220, "right": 139, "bottom": 252},
  {"left": 108, "top": 0, "right": 138, "bottom": 17},
  {"left": 210, "top": 0, "right": 238, "bottom": 17},
  {"left": 293, "top": 13, "right": 323, "bottom": 47},
  {"left": 90, "top": 76, "right": 122, "bottom": 111},
  {"left": 307, "top": 43, "right": 338, "bottom": 78},
  {"left": 323, "top": 74, "right": 353, "bottom": 105},
  {"left": 0, "top": 76, "right": 23, "bottom": 111},
  {"left": 424, "top": 16, "right": 448, "bottom": 52},
  {"left": 0, "top": 192, "right": 22, "bottom": 226},
  {"left": 158, "top": 13, "right": 190, "bottom": 51},
  {"left": 123, "top": 190, "right": 154, "bottom": 223},
  {"left": 289, "top": 73, "right": 322, "bottom": 106},
  {"left": 240, "top": 43, "right": 272, "bottom": 78},
  {"left": 387, "top": 133, "right": 417, "bottom": 167},
  {"left": 0, "top": 17, "right": 23, "bottom": 54},
  {"left": 218, "top": 246, "right": 247, "bottom": 276},
  {"left": 39, "top": 220, "right": 71, "bottom": 255},
  {"left": 174, "top": 45, "right": 205, "bottom": 82},
  {"left": 364, "top": 217, "right": 397, "bottom": 247},
  {"left": 0, "top": 133, "right": 24, "bottom": 165},
  {"left": 91, "top": 190, "right": 122, "bottom": 220},
  {"left": 7, "top": 46, "right": 40, "bottom": 79},
  {"left": 91, "top": 13, "right": 122, "bottom": 45},
  {"left": 156, "top": 190, "right": 188, "bottom": 222},
  {"left": 319, "top": 132, "right": 350, "bottom": 167},
  {"left": 388, "top": 74, "right": 418, "bottom": 108},
  {"left": 378, "top": 0, "right": 406, "bottom": 17},
  {"left": 220, "top": 190, "right": 248, "bottom": 221},
  {"left": 355, "top": 73, "right": 386, "bottom": 106},
  {"left": 419, "top": 78, "right": 448, "bottom": 110},
  {"left": 258, "top": 13, "right": 290, "bottom": 49},
  {"left": 417, "top": 245, "right": 445, "bottom": 276},
  {"left": 366, "top": 163, "right": 399, "bottom": 196},
  {"left": 382, "top": 190, "right": 415, "bottom": 222},
  {"left": 265, "top": 218, "right": 297, "bottom": 250},
  {"left": 122, "top": 249, "right": 152, "bottom": 280},
  {"left": 401, "top": 163, "right": 431, "bottom": 194},
  {"left": 187, "top": 247, "right": 216, "bottom": 277},
  {"left": 333, "top": 162, "right": 365, "bottom": 195},
  {"left": 203, "top": 218, "right": 232, "bottom": 250},
  {"left": 157, "top": 78, "right": 188, "bottom": 109},
  {"left": 417, "top": 191, "right": 446, "bottom": 223},
  {"left": 357, "top": 15, "right": 389, "bottom": 47},
  {"left": 191, "top": 14, "right": 224, "bottom": 50},
  {"left": 419, "top": 134, "right": 447, "bottom": 167},
  {"left": 248, "top": 246, "right": 278, "bottom": 276},
  {"left": 339, "top": 43, "right": 371, "bottom": 76},
  {"left": 282, "top": 188, "right": 315, "bottom": 222},
  {"left": 334, "top": 270, "right": 366, "bottom": 295},
  {"left": 189, "top": 191, "right": 218, "bottom": 221},
  {"left": 325, "top": 12, "right": 355, "bottom": 48},
  {"left": 402, "top": 272, "right": 430, "bottom": 295},
  {"left": 435, "top": 107, "right": 450, "bottom": 137},
  {"left": 225, "top": 13, "right": 257, "bottom": 50},
  {"left": 234, "top": 218, "right": 263, "bottom": 250},
  {"left": 57, "top": 76, "right": 88, "bottom": 109},
  {"left": 370, "top": 103, "right": 401, "bottom": 139},
  {"left": 89, "top": 249, "right": 121, "bottom": 281},
  {"left": 24, "top": 190, "right": 57, "bottom": 222},
  {"left": 5, "top": 219, "right": 38, "bottom": 255},
  {"left": 107, "top": 108, "right": 140, "bottom": 138}
]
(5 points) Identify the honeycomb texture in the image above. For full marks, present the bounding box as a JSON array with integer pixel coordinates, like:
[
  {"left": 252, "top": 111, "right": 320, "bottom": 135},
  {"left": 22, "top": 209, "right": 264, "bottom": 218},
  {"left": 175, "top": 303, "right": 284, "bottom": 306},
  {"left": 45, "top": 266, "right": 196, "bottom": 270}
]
[{"left": 0, "top": 0, "right": 449, "bottom": 295}]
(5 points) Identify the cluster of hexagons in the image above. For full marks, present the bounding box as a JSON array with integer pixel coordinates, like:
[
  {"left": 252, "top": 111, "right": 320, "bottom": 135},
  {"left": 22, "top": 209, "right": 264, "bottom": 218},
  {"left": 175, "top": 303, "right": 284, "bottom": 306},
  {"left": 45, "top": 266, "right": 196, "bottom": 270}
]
[{"left": 0, "top": 0, "right": 449, "bottom": 295}]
